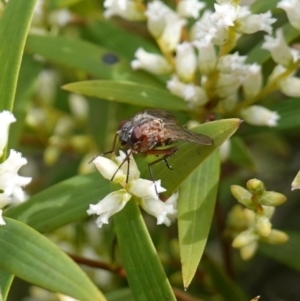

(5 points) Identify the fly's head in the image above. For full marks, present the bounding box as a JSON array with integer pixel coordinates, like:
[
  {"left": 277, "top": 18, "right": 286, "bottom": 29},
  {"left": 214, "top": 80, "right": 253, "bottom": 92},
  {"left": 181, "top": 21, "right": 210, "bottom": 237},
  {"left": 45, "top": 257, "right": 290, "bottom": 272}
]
[{"left": 117, "top": 119, "right": 143, "bottom": 148}]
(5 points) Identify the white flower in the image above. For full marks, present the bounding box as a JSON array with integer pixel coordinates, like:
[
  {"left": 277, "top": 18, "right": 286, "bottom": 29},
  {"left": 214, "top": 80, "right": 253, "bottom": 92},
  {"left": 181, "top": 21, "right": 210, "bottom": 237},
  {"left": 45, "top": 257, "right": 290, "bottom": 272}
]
[
  {"left": 210, "top": 3, "right": 238, "bottom": 29},
  {"left": 262, "top": 29, "right": 293, "bottom": 67},
  {"left": 87, "top": 189, "right": 131, "bottom": 227},
  {"left": 175, "top": 42, "right": 197, "bottom": 82},
  {"left": 220, "top": 139, "right": 231, "bottom": 162},
  {"left": 103, "top": 0, "right": 145, "bottom": 21},
  {"left": 177, "top": 0, "right": 206, "bottom": 19},
  {"left": 140, "top": 192, "right": 178, "bottom": 226},
  {"left": 278, "top": 76, "right": 300, "bottom": 97},
  {"left": 0, "top": 111, "right": 16, "bottom": 157},
  {"left": 217, "top": 52, "right": 247, "bottom": 74},
  {"left": 92, "top": 155, "right": 126, "bottom": 184},
  {"left": 277, "top": 0, "right": 300, "bottom": 31},
  {"left": 48, "top": 9, "right": 72, "bottom": 27},
  {"left": 167, "top": 76, "right": 208, "bottom": 107},
  {"left": 89, "top": 151, "right": 177, "bottom": 227},
  {"left": 241, "top": 105, "right": 280, "bottom": 127},
  {"left": 0, "top": 150, "right": 32, "bottom": 204},
  {"left": 129, "top": 179, "right": 166, "bottom": 199},
  {"left": 145, "top": 0, "right": 172, "bottom": 38},
  {"left": 0, "top": 209, "right": 5, "bottom": 225},
  {"left": 236, "top": 10, "right": 276, "bottom": 35},
  {"left": 131, "top": 47, "right": 173, "bottom": 75},
  {"left": 68, "top": 93, "right": 89, "bottom": 120},
  {"left": 242, "top": 64, "right": 262, "bottom": 98},
  {"left": 193, "top": 41, "right": 217, "bottom": 75},
  {"left": 160, "top": 13, "right": 186, "bottom": 52}
]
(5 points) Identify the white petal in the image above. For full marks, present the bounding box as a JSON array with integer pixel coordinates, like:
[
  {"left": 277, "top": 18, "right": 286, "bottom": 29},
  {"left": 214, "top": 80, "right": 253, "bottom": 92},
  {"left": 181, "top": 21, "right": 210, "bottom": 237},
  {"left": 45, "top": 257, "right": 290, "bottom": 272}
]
[
  {"left": 140, "top": 197, "right": 177, "bottom": 226},
  {"left": 115, "top": 150, "right": 140, "bottom": 181},
  {"left": 277, "top": 0, "right": 300, "bottom": 31},
  {"left": 87, "top": 189, "right": 131, "bottom": 227},
  {"left": 92, "top": 156, "right": 125, "bottom": 183},
  {"left": 129, "top": 179, "right": 166, "bottom": 199},
  {"left": 177, "top": 0, "right": 206, "bottom": 19}
]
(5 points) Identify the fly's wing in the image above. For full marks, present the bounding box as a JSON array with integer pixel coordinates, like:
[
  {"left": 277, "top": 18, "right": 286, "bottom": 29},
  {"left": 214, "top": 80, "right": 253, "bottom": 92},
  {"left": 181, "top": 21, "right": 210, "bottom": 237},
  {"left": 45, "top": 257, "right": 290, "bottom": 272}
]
[
  {"left": 145, "top": 109, "right": 213, "bottom": 145},
  {"left": 164, "top": 121, "right": 213, "bottom": 145}
]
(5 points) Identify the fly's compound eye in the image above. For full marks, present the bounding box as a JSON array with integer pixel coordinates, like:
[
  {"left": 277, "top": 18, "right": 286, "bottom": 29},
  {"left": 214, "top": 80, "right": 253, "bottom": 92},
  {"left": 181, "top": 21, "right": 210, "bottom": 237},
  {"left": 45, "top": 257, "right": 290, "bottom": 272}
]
[
  {"left": 130, "top": 126, "right": 142, "bottom": 143},
  {"left": 117, "top": 120, "right": 128, "bottom": 130}
]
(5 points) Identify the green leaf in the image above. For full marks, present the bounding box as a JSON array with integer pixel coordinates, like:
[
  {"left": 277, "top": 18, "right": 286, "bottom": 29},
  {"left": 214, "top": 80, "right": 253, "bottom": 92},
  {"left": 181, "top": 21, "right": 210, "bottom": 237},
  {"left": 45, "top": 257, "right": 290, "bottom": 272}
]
[
  {"left": 147, "top": 119, "right": 242, "bottom": 192},
  {"left": 230, "top": 137, "right": 256, "bottom": 171},
  {"left": 114, "top": 200, "right": 176, "bottom": 301},
  {"left": 203, "top": 256, "right": 248, "bottom": 301},
  {"left": 0, "top": 218, "right": 105, "bottom": 301},
  {"left": 269, "top": 98, "right": 300, "bottom": 130},
  {"left": 0, "top": 0, "right": 37, "bottom": 111},
  {"left": 8, "top": 54, "right": 42, "bottom": 150},
  {"left": 25, "top": 34, "right": 162, "bottom": 86},
  {"left": 62, "top": 80, "right": 188, "bottom": 111},
  {"left": 259, "top": 231, "right": 300, "bottom": 272},
  {"left": 179, "top": 151, "right": 220, "bottom": 288},
  {"left": 105, "top": 288, "right": 133, "bottom": 301},
  {"left": 0, "top": 269, "right": 13, "bottom": 301},
  {"left": 6, "top": 172, "right": 110, "bottom": 232}
]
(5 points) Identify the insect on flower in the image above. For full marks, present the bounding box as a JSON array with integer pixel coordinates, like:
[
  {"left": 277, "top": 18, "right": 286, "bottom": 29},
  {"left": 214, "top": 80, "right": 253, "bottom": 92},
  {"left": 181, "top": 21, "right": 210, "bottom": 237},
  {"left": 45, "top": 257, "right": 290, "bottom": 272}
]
[{"left": 94, "top": 109, "right": 213, "bottom": 191}]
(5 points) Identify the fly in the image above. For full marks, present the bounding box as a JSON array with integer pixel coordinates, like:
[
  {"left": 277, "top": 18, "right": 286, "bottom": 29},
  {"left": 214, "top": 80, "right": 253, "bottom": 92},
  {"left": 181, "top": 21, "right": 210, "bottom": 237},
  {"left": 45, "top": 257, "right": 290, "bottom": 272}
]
[{"left": 95, "top": 109, "right": 213, "bottom": 192}]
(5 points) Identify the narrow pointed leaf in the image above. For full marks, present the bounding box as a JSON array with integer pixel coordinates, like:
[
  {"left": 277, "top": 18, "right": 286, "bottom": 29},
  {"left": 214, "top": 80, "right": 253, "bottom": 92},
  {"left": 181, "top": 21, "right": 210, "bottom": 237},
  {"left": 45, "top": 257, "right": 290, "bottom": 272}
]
[
  {"left": 0, "top": 218, "right": 105, "bottom": 301},
  {"left": 179, "top": 151, "right": 220, "bottom": 288},
  {"left": 25, "top": 35, "right": 161, "bottom": 86},
  {"left": 0, "top": 0, "right": 37, "bottom": 111},
  {"left": 0, "top": 269, "right": 13, "bottom": 301},
  {"left": 114, "top": 200, "right": 176, "bottom": 301},
  {"left": 62, "top": 80, "right": 188, "bottom": 111},
  {"left": 147, "top": 118, "right": 242, "bottom": 192}
]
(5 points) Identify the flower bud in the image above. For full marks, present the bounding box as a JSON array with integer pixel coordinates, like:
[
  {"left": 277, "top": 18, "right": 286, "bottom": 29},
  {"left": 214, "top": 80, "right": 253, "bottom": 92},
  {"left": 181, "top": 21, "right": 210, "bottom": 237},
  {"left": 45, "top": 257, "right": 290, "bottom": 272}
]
[
  {"left": 131, "top": 48, "right": 173, "bottom": 75},
  {"left": 255, "top": 215, "right": 272, "bottom": 237},
  {"left": 277, "top": 0, "right": 300, "bottom": 31},
  {"left": 246, "top": 179, "right": 265, "bottom": 195},
  {"left": 0, "top": 111, "right": 16, "bottom": 157},
  {"left": 279, "top": 76, "right": 300, "bottom": 98},
  {"left": 258, "top": 191, "right": 287, "bottom": 206},
  {"left": 175, "top": 42, "right": 197, "bottom": 82},
  {"left": 242, "top": 64, "right": 262, "bottom": 99},
  {"left": 262, "top": 29, "right": 293, "bottom": 67},
  {"left": 230, "top": 185, "right": 255, "bottom": 209},
  {"left": 291, "top": 170, "right": 300, "bottom": 190},
  {"left": 240, "top": 105, "right": 280, "bottom": 127},
  {"left": 262, "top": 229, "right": 289, "bottom": 244},
  {"left": 194, "top": 41, "right": 217, "bottom": 75},
  {"left": 240, "top": 241, "right": 258, "bottom": 260},
  {"left": 232, "top": 229, "right": 258, "bottom": 248},
  {"left": 92, "top": 156, "right": 125, "bottom": 184},
  {"left": 261, "top": 206, "right": 275, "bottom": 219}
]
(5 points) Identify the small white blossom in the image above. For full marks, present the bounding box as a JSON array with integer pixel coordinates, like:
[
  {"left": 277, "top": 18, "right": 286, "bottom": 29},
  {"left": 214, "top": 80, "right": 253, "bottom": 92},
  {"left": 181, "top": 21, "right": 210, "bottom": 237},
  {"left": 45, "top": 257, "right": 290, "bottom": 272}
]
[
  {"left": 36, "top": 69, "right": 59, "bottom": 104},
  {"left": 89, "top": 151, "right": 177, "bottom": 227},
  {"left": 177, "top": 0, "right": 206, "bottom": 19},
  {"left": 241, "top": 105, "right": 280, "bottom": 127},
  {"left": 221, "top": 93, "right": 238, "bottom": 112},
  {"left": 131, "top": 48, "right": 173, "bottom": 75},
  {"left": 277, "top": 0, "right": 300, "bottom": 31},
  {"left": 278, "top": 76, "right": 300, "bottom": 97},
  {"left": 216, "top": 73, "right": 242, "bottom": 98},
  {"left": 92, "top": 156, "right": 126, "bottom": 184},
  {"left": 217, "top": 52, "right": 247, "bottom": 74},
  {"left": 236, "top": 10, "right": 276, "bottom": 35},
  {"left": 0, "top": 111, "right": 16, "bottom": 157},
  {"left": 0, "top": 150, "right": 32, "bottom": 204},
  {"left": 48, "top": 9, "right": 72, "bottom": 27},
  {"left": 0, "top": 209, "right": 5, "bottom": 225},
  {"left": 175, "top": 42, "right": 197, "bottom": 82},
  {"left": 220, "top": 139, "right": 231, "bottom": 162},
  {"left": 210, "top": 3, "right": 238, "bottom": 29},
  {"left": 262, "top": 29, "right": 293, "bottom": 67},
  {"left": 242, "top": 64, "right": 262, "bottom": 98},
  {"left": 145, "top": 0, "right": 173, "bottom": 38},
  {"left": 167, "top": 76, "right": 208, "bottom": 107},
  {"left": 103, "top": 0, "right": 145, "bottom": 21},
  {"left": 68, "top": 93, "right": 89, "bottom": 120},
  {"left": 87, "top": 189, "right": 131, "bottom": 227},
  {"left": 194, "top": 41, "right": 217, "bottom": 75},
  {"left": 140, "top": 192, "right": 178, "bottom": 226},
  {"left": 160, "top": 13, "right": 186, "bottom": 52}
]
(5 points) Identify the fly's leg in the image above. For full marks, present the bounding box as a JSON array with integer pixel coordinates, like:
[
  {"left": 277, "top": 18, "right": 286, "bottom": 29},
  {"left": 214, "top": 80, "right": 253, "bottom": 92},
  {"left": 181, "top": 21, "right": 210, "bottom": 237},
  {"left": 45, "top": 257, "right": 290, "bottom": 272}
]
[
  {"left": 110, "top": 149, "right": 132, "bottom": 183},
  {"left": 146, "top": 146, "right": 179, "bottom": 194}
]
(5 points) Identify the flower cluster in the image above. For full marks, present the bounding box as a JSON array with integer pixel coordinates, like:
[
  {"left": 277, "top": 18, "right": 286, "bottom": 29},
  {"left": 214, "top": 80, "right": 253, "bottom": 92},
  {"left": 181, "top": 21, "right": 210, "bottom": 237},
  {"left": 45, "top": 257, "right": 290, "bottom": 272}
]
[
  {"left": 87, "top": 151, "right": 178, "bottom": 227},
  {"left": 103, "top": 0, "right": 300, "bottom": 127},
  {"left": 226, "top": 178, "right": 288, "bottom": 260},
  {"left": 0, "top": 111, "right": 32, "bottom": 225}
]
